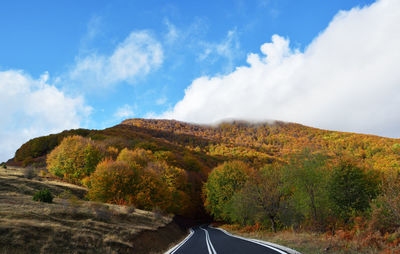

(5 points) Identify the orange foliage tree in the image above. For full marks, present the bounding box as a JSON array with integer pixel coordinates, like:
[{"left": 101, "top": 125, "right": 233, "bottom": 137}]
[{"left": 46, "top": 136, "right": 103, "bottom": 184}]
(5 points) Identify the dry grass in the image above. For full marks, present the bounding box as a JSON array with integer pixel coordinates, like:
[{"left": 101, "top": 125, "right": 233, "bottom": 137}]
[
  {"left": 219, "top": 224, "right": 400, "bottom": 254},
  {"left": 0, "top": 167, "right": 183, "bottom": 254}
]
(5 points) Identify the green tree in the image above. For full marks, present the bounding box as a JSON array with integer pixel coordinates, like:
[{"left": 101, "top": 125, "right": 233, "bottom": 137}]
[
  {"left": 329, "top": 159, "right": 380, "bottom": 222},
  {"left": 226, "top": 188, "right": 258, "bottom": 226},
  {"left": 204, "top": 161, "right": 252, "bottom": 220},
  {"left": 284, "top": 149, "right": 331, "bottom": 229}
]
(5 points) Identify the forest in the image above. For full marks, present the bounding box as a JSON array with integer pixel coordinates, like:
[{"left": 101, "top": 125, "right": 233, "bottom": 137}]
[{"left": 8, "top": 118, "right": 400, "bottom": 249}]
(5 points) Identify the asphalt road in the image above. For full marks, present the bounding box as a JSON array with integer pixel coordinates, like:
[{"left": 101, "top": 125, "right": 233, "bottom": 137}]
[{"left": 166, "top": 225, "right": 290, "bottom": 254}]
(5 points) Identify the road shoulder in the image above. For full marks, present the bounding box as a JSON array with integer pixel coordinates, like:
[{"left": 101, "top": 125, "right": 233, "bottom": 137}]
[{"left": 213, "top": 227, "right": 301, "bottom": 254}]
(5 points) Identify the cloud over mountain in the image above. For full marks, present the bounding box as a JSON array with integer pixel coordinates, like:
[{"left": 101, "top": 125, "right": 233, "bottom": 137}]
[{"left": 164, "top": 0, "right": 400, "bottom": 138}]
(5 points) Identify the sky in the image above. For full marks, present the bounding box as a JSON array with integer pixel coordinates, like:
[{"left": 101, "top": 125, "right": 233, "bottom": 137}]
[{"left": 1, "top": 0, "right": 399, "bottom": 162}]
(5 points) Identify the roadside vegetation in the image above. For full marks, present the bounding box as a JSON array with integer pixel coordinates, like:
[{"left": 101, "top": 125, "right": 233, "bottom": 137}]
[{"left": 205, "top": 150, "right": 400, "bottom": 253}]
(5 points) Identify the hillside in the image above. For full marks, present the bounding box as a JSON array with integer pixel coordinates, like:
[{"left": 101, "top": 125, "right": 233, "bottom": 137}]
[
  {"left": 7, "top": 119, "right": 400, "bottom": 219},
  {"left": 0, "top": 167, "right": 185, "bottom": 253},
  {"left": 122, "top": 119, "right": 400, "bottom": 171},
  {"left": 11, "top": 118, "right": 400, "bottom": 172}
]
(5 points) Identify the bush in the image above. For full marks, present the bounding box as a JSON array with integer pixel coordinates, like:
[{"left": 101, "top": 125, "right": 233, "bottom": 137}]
[
  {"left": 24, "top": 167, "right": 36, "bottom": 179},
  {"left": 90, "top": 203, "right": 112, "bottom": 222},
  {"left": 122, "top": 205, "right": 135, "bottom": 214},
  {"left": 1, "top": 163, "right": 6, "bottom": 169},
  {"left": 33, "top": 189, "right": 53, "bottom": 203},
  {"left": 370, "top": 172, "right": 400, "bottom": 233}
]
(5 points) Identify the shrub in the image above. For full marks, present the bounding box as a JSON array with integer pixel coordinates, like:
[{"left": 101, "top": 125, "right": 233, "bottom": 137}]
[
  {"left": 370, "top": 172, "right": 400, "bottom": 233},
  {"left": 122, "top": 205, "right": 135, "bottom": 214},
  {"left": 90, "top": 203, "right": 112, "bottom": 222},
  {"left": 1, "top": 163, "right": 6, "bottom": 169},
  {"left": 39, "top": 169, "right": 48, "bottom": 177},
  {"left": 24, "top": 167, "right": 36, "bottom": 179},
  {"left": 33, "top": 189, "right": 53, "bottom": 203},
  {"left": 152, "top": 206, "right": 164, "bottom": 221}
]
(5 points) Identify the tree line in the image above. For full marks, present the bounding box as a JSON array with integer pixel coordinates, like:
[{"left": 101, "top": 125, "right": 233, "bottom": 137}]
[{"left": 204, "top": 149, "right": 399, "bottom": 235}]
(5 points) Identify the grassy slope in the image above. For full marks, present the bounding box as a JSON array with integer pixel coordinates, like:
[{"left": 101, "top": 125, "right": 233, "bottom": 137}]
[{"left": 0, "top": 167, "right": 185, "bottom": 254}]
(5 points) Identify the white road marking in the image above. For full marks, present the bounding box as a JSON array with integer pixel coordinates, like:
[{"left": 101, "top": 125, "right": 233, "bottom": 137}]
[
  {"left": 200, "top": 226, "right": 217, "bottom": 254},
  {"left": 165, "top": 228, "right": 194, "bottom": 254},
  {"left": 211, "top": 227, "right": 296, "bottom": 254}
]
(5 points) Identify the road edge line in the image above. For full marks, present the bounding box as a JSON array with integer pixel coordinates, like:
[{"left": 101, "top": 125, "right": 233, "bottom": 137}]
[
  {"left": 164, "top": 228, "right": 194, "bottom": 254},
  {"left": 211, "top": 227, "right": 301, "bottom": 254}
]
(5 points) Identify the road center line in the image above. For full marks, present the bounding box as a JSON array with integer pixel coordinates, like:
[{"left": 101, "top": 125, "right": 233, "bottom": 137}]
[{"left": 200, "top": 226, "right": 217, "bottom": 254}]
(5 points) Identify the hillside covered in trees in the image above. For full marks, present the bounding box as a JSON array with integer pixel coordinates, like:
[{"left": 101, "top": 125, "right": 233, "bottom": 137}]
[
  {"left": 7, "top": 119, "right": 400, "bottom": 251},
  {"left": 12, "top": 119, "right": 400, "bottom": 174}
]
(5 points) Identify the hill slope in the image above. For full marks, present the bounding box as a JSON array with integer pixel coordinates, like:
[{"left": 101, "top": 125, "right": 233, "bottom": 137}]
[
  {"left": 0, "top": 167, "right": 185, "bottom": 253},
  {"left": 10, "top": 118, "right": 400, "bottom": 174}
]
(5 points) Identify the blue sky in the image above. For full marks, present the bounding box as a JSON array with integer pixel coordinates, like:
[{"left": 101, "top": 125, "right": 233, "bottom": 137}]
[{"left": 1, "top": 0, "right": 400, "bottom": 161}]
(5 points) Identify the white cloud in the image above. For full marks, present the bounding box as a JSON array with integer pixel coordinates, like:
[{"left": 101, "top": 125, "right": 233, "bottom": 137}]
[
  {"left": 156, "top": 96, "right": 167, "bottom": 105},
  {"left": 69, "top": 31, "right": 163, "bottom": 87},
  {"left": 197, "top": 29, "right": 240, "bottom": 71},
  {"left": 114, "top": 104, "right": 135, "bottom": 119},
  {"left": 164, "top": 19, "right": 179, "bottom": 44},
  {"left": 163, "top": 0, "right": 400, "bottom": 138},
  {"left": 0, "top": 70, "right": 91, "bottom": 162}
]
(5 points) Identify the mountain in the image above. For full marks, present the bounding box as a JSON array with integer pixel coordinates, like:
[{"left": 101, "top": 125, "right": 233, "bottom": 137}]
[
  {"left": 10, "top": 118, "right": 400, "bottom": 174},
  {"left": 8, "top": 118, "right": 400, "bottom": 218}
]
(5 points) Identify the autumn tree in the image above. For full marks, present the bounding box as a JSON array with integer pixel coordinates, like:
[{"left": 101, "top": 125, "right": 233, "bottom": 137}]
[
  {"left": 47, "top": 136, "right": 102, "bottom": 183},
  {"left": 241, "top": 164, "right": 287, "bottom": 232},
  {"left": 87, "top": 159, "right": 140, "bottom": 204},
  {"left": 204, "top": 161, "right": 252, "bottom": 220},
  {"left": 88, "top": 147, "right": 191, "bottom": 215}
]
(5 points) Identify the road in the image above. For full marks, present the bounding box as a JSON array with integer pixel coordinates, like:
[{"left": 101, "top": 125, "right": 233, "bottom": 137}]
[{"left": 166, "top": 225, "right": 292, "bottom": 254}]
